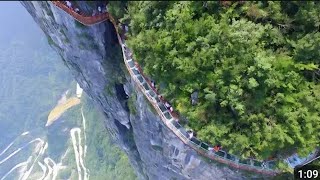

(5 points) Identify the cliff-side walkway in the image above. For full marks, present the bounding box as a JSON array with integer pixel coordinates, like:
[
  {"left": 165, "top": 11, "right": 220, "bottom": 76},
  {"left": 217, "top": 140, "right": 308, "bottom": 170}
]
[{"left": 50, "top": 1, "right": 319, "bottom": 176}]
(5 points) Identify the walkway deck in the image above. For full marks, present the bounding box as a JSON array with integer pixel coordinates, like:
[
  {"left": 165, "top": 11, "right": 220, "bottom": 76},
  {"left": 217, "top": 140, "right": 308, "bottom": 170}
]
[
  {"left": 50, "top": 1, "right": 287, "bottom": 176},
  {"left": 51, "top": 1, "right": 109, "bottom": 26}
]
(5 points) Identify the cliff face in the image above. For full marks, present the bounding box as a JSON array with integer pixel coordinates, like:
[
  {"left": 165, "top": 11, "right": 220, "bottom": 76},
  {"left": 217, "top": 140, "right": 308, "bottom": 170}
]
[{"left": 21, "top": 2, "right": 251, "bottom": 180}]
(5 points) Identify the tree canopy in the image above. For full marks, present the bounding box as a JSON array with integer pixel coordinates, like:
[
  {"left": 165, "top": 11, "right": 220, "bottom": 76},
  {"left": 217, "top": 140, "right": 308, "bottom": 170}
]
[{"left": 125, "top": 1, "right": 320, "bottom": 160}]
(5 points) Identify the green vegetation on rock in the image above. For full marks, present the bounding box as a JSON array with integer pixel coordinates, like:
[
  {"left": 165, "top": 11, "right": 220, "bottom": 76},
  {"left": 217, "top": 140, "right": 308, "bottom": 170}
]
[
  {"left": 127, "top": 92, "right": 137, "bottom": 115},
  {"left": 126, "top": 1, "right": 320, "bottom": 160},
  {"left": 82, "top": 95, "right": 137, "bottom": 180},
  {"left": 108, "top": 1, "right": 128, "bottom": 21}
]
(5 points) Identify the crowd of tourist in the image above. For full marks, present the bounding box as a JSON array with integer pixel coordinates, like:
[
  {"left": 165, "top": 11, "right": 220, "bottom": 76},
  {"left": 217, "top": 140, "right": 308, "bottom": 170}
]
[
  {"left": 62, "top": 1, "right": 108, "bottom": 17},
  {"left": 93, "top": 3, "right": 108, "bottom": 16},
  {"left": 64, "top": 1, "right": 82, "bottom": 15}
]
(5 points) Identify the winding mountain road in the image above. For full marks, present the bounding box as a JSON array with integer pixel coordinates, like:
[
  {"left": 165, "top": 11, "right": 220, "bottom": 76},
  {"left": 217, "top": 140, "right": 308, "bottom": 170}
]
[
  {"left": 70, "top": 127, "right": 88, "bottom": 180},
  {"left": 37, "top": 161, "right": 47, "bottom": 180},
  {"left": 0, "top": 131, "right": 30, "bottom": 157},
  {"left": 0, "top": 161, "right": 28, "bottom": 180},
  {"left": 0, "top": 138, "right": 43, "bottom": 165},
  {"left": 20, "top": 142, "right": 47, "bottom": 180}
]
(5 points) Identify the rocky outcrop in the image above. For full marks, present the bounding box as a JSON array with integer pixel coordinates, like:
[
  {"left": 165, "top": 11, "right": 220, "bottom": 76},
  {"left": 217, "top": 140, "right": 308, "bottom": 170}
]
[{"left": 21, "top": 1, "right": 265, "bottom": 179}]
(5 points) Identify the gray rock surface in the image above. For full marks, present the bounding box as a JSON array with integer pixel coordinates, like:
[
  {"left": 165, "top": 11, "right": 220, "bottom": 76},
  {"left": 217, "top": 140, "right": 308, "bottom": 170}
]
[
  {"left": 191, "top": 91, "right": 199, "bottom": 106},
  {"left": 20, "top": 1, "right": 267, "bottom": 179}
]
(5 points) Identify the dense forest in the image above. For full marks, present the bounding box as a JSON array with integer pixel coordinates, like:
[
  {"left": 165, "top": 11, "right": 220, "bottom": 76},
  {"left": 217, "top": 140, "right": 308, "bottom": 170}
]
[{"left": 118, "top": 1, "right": 320, "bottom": 160}]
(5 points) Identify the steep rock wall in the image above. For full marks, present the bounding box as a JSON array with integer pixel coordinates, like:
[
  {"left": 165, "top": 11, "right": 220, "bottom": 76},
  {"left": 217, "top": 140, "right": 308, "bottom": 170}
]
[{"left": 21, "top": 1, "right": 258, "bottom": 180}]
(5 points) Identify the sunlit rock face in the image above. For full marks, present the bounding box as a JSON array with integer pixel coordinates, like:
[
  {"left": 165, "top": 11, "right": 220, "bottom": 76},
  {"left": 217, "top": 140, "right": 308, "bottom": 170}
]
[{"left": 21, "top": 1, "right": 263, "bottom": 179}]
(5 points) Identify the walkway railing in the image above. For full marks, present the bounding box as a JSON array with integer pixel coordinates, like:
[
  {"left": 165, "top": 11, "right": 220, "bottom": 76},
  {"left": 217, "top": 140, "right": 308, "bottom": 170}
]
[
  {"left": 50, "top": 1, "right": 288, "bottom": 176},
  {"left": 51, "top": 1, "right": 109, "bottom": 26}
]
